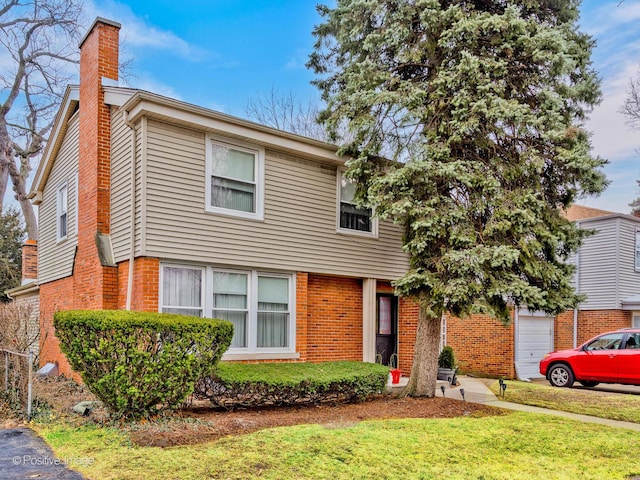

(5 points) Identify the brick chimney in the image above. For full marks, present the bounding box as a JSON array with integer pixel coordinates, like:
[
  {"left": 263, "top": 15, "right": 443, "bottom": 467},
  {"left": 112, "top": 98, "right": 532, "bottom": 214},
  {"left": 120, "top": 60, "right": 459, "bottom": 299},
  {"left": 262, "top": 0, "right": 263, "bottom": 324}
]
[
  {"left": 21, "top": 239, "right": 38, "bottom": 284},
  {"left": 74, "top": 17, "right": 121, "bottom": 309}
]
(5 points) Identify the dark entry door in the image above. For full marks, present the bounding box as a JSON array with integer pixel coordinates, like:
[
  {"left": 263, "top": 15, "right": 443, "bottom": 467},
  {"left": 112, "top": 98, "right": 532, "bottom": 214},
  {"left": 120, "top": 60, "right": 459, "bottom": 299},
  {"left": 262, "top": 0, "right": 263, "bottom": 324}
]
[{"left": 376, "top": 294, "right": 398, "bottom": 367}]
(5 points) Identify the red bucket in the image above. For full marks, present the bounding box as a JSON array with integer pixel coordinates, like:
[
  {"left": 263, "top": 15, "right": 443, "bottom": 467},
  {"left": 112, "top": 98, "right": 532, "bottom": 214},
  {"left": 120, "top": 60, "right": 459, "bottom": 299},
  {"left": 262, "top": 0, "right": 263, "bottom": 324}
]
[{"left": 390, "top": 369, "right": 402, "bottom": 384}]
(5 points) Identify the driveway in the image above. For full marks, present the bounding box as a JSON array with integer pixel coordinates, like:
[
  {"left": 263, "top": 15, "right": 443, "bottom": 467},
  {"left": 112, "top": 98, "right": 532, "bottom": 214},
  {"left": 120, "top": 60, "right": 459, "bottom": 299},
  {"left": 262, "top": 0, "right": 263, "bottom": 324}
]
[
  {"left": 531, "top": 377, "right": 640, "bottom": 395},
  {"left": 0, "top": 428, "right": 85, "bottom": 479}
]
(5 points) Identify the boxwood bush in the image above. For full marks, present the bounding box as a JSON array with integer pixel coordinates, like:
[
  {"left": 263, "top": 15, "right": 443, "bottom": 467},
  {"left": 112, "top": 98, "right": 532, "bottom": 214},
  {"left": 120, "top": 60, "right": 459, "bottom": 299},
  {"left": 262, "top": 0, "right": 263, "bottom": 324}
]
[
  {"left": 54, "top": 310, "right": 233, "bottom": 419},
  {"left": 194, "top": 361, "right": 389, "bottom": 409}
]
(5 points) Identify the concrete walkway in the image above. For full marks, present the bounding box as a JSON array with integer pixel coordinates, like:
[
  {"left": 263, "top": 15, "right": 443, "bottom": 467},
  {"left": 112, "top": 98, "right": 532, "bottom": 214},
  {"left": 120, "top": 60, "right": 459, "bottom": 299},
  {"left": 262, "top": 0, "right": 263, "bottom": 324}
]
[{"left": 388, "top": 375, "right": 640, "bottom": 432}]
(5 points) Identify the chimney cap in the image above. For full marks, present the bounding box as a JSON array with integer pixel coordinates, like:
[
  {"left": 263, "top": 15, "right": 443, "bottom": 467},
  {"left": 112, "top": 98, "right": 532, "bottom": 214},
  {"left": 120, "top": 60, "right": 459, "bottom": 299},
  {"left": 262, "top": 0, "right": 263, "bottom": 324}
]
[{"left": 79, "top": 17, "right": 121, "bottom": 49}]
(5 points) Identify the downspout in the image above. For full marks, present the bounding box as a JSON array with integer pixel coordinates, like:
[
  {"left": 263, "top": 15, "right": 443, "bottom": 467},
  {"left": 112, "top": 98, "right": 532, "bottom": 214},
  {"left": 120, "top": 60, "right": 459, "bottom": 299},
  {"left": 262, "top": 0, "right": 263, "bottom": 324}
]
[
  {"left": 123, "top": 110, "right": 137, "bottom": 310},
  {"left": 573, "top": 221, "right": 580, "bottom": 349},
  {"left": 513, "top": 307, "right": 520, "bottom": 379}
]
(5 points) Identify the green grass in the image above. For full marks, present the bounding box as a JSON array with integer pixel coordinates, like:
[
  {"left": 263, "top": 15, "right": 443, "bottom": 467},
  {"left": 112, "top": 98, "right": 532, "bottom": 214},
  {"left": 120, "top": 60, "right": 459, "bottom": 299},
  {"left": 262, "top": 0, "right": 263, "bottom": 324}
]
[
  {"left": 489, "top": 380, "right": 640, "bottom": 423},
  {"left": 34, "top": 412, "right": 640, "bottom": 479}
]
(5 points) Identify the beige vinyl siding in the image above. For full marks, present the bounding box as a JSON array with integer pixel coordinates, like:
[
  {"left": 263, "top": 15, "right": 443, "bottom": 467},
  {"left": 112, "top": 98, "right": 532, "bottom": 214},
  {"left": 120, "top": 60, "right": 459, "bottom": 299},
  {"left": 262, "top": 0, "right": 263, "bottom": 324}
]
[
  {"left": 577, "top": 218, "right": 620, "bottom": 310},
  {"left": 143, "top": 120, "right": 408, "bottom": 279},
  {"left": 38, "top": 113, "right": 79, "bottom": 284},
  {"left": 111, "top": 108, "right": 143, "bottom": 260},
  {"left": 617, "top": 219, "right": 640, "bottom": 304}
]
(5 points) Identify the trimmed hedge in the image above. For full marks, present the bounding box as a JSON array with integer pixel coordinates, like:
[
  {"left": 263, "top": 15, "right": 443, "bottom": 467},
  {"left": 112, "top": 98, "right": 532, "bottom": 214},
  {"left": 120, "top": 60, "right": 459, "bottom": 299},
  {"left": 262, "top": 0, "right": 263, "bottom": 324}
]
[
  {"left": 194, "top": 361, "right": 389, "bottom": 409},
  {"left": 54, "top": 310, "right": 233, "bottom": 419}
]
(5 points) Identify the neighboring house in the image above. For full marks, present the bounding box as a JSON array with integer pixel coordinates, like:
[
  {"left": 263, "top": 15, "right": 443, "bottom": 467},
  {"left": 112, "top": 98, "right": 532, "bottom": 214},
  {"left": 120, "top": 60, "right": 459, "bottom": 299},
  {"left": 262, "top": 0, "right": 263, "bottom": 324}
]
[
  {"left": 445, "top": 205, "right": 640, "bottom": 379},
  {"left": 29, "top": 18, "right": 419, "bottom": 376},
  {"left": 4, "top": 239, "right": 40, "bottom": 359}
]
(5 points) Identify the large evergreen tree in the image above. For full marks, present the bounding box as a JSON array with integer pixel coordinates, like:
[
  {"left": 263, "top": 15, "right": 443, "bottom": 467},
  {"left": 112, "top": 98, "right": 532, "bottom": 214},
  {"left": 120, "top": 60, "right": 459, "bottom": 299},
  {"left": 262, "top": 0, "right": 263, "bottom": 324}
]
[
  {"left": 309, "top": 0, "right": 607, "bottom": 396},
  {"left": 0, "top": 207, "right": 25, "bottom": 302}
]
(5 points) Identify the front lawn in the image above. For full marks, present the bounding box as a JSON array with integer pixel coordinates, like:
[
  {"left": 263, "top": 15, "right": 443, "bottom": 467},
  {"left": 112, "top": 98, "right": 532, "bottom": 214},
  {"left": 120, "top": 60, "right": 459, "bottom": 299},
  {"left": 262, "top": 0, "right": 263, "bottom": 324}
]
[
  {"left": 34, "top": 412, "right": 640, "bottom": 480},
  {"left": 489, "top": 380, "right": 640, "bottom": 423}
]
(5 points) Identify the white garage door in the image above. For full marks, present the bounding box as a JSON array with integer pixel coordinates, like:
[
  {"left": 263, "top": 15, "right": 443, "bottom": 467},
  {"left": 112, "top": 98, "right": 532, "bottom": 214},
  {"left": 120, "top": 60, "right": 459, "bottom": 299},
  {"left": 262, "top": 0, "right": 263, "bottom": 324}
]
[{"left": 516, "top": 315, "right": 554, "bottom": 379}]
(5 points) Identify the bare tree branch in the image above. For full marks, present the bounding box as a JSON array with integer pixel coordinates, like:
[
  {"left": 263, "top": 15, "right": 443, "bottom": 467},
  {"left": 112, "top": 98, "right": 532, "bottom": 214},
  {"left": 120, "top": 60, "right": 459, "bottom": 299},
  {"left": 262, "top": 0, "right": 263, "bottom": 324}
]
[
  {"left": 0, "top": 0, "right": 83, "bottom": 238},
  {"left": 620, "top": 68, "right": 640, "bottom": 216},
  {"left": 621, "top": 69, "right": 640, "bottom": 130}
]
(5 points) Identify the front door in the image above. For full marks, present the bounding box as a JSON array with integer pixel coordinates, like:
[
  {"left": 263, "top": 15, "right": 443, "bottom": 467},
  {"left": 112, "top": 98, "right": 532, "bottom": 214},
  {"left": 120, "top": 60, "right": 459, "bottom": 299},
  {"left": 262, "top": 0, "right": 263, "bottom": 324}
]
[{"left": 376, "top": 294, "right": 398, "bottom": 367}]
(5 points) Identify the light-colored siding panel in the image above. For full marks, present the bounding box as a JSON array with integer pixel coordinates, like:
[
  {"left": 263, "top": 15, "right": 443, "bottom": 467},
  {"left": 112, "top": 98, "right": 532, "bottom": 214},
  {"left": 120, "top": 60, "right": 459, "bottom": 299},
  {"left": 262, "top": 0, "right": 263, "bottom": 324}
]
[
  {"left": 142, "top": 120, "right": 408, "bottom": 279},
  {"left": 617, "top": 219, "right": 640, "bottom": 303},
  {"left": 111, "top": 108, "right": 145, "bottom": 262},
  {"left": 577, "top": 219, "right": 619, "bottom": 310},
  {"left": 111, "top": 108, "right": 132, "bottom": 259},
  {"left": 38, "top": 114, "right": 79, "bottom": 284}
]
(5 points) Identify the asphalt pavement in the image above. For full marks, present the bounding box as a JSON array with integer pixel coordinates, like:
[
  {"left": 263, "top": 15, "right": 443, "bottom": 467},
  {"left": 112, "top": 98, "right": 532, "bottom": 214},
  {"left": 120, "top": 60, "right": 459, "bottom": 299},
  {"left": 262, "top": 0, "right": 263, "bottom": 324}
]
[{"left": 0, "top": 428, "right": 85, "bottom": 480}]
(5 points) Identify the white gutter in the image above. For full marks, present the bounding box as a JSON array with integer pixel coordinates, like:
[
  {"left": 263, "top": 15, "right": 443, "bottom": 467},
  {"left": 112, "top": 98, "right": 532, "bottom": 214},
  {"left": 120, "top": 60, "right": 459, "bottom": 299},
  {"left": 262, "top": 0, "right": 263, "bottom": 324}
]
[{"left": 123, "top": 110, "right": 137, "bottom": 310}]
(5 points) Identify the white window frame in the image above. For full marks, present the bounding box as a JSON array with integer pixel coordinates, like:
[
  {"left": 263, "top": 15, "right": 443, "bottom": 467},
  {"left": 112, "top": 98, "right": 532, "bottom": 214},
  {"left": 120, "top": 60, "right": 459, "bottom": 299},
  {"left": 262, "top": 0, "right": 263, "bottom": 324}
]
[
  {"left": 633, "top": 313, "right": 640, "bottom": 328},
  {"left": 56, "top": 181, "right": 68, "bottom": 242},
  {"left": 160, "top": 264, "right": 205, "bottom": 317},
  {"left": 159, "top": 264, "right": 296, "bottom": 357},
  {"left": 205, "top": 134, "right": 265, "bottom": 221},
  {"left": 210, "top": 267, "right": 252, "bottom": 351},
  {"left": 635, "top": 230, "right": 640, "bottom": 272},
  {"left": 336, "top": 168, "right": 378, "bottom": 237}
]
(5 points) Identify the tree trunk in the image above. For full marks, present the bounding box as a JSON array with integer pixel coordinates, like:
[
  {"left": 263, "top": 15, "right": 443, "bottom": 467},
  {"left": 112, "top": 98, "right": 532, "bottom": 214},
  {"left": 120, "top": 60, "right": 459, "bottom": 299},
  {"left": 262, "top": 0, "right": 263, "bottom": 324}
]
[
  {"left": 0, "top": 121, "right": 11, "bottom": 212},
  {"left": 401, "top": 306, "right": 442, "bottom": 397},
  {"left": 0, "top": 163, "right": 8, "bottom": 212},
  {"left": 6, "top": 153, "right": 37, "bottom": 239}
]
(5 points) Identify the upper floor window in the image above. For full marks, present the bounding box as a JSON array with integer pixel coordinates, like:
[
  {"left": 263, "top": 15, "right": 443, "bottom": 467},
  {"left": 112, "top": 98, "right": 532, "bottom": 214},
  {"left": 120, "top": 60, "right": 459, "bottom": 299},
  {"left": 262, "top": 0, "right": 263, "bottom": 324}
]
[
  {"left": 206, "top": 136, "right": 264, "bottom": 220},
  {"left": 56, "top": 182, "right": 68, "bottom": 242},
  {"left": 337, "top": 169, "right": 377, "bottom": 236},
  {"left": 635, "top": 230, "right": 640, "bottom": 271}
]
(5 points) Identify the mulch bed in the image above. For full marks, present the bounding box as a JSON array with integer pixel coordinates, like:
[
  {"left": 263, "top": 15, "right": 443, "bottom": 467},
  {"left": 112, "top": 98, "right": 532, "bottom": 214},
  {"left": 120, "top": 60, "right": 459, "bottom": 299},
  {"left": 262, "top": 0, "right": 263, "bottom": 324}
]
[
  {"left": 2, "top": 376, "right": 504, "bottom": 448},
  {"left": 128, "top": 396, "right": 503, "bottom": 448}
]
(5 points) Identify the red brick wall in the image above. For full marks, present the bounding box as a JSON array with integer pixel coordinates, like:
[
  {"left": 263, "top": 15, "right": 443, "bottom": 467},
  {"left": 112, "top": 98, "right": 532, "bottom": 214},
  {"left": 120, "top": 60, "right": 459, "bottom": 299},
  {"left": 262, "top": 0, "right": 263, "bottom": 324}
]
[
  {"left": 576, "top": 310, "right": 631, "bottom": 345},
  {"left": 556, "top": 310, "right": 632, "bottom": 350},
  {"left": 21, "top": 240, "right": 38, "bottom": 281},
  {"left": 39, "top": 278, "right": 77, "bottom": 378},
  {"left": 397, "top": 296, "right": 419, "bottom": 373},
  {"left": 117, "top": 258, "right": 160, "bottom": 311},
  {"left": 303, "top": 274, "right": 363, "bottom": 362},
  {"left": 555, "top": 311, "right": 575, "bottom": 350},
  {"left": 446, "top": 313, "right": 516, "bottom": 379},
  {"left": 295, "top": 272, "right": 309, "bottom": 361}
]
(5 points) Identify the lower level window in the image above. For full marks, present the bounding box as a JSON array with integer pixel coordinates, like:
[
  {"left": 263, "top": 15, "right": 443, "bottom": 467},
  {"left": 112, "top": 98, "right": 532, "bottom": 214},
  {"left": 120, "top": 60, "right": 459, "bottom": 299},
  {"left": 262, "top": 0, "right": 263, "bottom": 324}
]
[
  {"left": 161, "top": 264, "right": 294, "bottom": 353},
  {"left": 161, "top": 266, "right": 203, "bottom": 316},
  {"left": 257, "top": 276, "right": 289, "bottom": 348}
]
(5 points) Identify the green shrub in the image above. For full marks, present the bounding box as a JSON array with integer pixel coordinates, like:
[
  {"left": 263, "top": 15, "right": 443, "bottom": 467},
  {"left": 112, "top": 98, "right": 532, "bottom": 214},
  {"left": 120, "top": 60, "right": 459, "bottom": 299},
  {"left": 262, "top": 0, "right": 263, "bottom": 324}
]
[
  {"left": 54, "top": 310, "right": 233, "bottom": 419},
  {"left": 194, "top": 361, "right": 389, "bottom": 409},
  {"left": 438, "top": 346, "right": 456, "bottom": 369}
]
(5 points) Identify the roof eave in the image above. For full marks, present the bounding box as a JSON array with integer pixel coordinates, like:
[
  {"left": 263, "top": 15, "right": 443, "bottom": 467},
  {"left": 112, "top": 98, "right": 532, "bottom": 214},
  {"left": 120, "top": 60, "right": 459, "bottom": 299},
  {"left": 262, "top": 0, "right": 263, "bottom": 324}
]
[
  {"left": 120, "top": 90, "right": 345, "bottom": 165},
  {"left": 29, "top": 85, "right": 80, "bottom": 203}
]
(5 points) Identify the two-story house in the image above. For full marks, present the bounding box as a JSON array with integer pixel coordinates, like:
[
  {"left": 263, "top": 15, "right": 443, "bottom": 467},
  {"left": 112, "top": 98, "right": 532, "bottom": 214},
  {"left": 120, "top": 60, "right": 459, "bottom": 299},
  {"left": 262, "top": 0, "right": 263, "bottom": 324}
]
[
  {"left": 444, "top": 205, "right": 640, "bottom": 379},
  {"left": 27, "top": 18, "right": 420, "bottom": 376},
  {"left": 23, "top": 18, "right": 639, "bottom": 381}
]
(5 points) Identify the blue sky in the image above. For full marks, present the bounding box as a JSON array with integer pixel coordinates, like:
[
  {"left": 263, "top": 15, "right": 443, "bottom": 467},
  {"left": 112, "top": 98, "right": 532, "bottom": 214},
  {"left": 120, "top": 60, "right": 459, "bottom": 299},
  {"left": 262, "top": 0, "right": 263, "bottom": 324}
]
[{"left": 24, "top": 1, "right": 640, "bottom": 213}]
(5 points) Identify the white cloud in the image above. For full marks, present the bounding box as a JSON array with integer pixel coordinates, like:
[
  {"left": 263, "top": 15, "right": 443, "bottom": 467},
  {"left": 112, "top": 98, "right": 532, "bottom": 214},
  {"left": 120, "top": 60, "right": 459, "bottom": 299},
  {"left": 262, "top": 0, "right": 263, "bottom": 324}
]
[
  {"left": 586, "top": 63, "right": 639, "bottom": 162},
  {"left": 84, "top": 0, "right": 209, "bottom": 61},
  {"left": 134, "top": 77, "right": 183, "bottom": 101}
]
